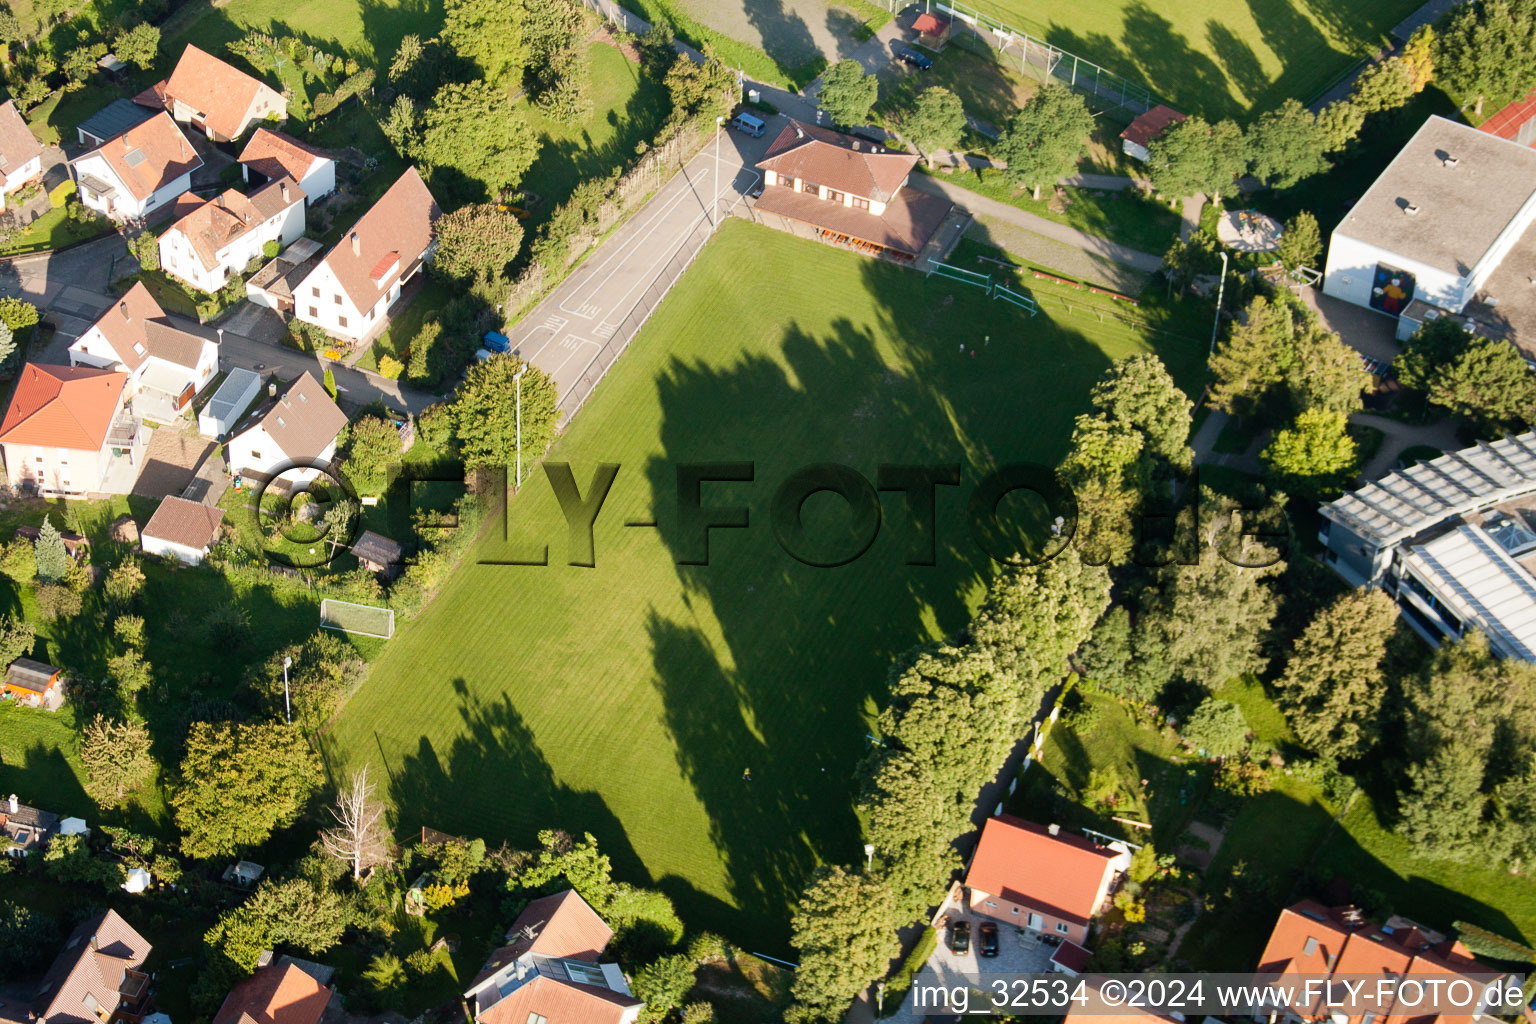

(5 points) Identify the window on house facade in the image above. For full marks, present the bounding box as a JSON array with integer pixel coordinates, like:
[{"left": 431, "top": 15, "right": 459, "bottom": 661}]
[
  {"left": 852, "top": 197, "right": 870, "bottom": 210},
  {"left": 338, "top": 316, "right": 348, "bottom": 328},
  {"left": 312, "top": 286, "right": 319, "bottom": 296},
  {"left": 1055, "top": 922, "right": 1069, "bottom": 934},
  {"left": 250, "top": 450, "right": 262, "bottom": 460},
  {"left": 334, "top": 294, "right": 343, "bottom": 304},
  {"left": 826, "top": 189, "right": 844, "bottom": 203},
  {"left": 309, "top": 307, "right": 318, "bottom": 318},
  {"left": 801, "top": 180, "right": 819, "bottom": 195}
]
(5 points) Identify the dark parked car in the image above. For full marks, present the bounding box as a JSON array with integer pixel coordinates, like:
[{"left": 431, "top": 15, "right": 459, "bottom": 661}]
[
  {"left": 948, "top": 919, "right": 970, "bottom": 955},
  {"left": 978, "top": 921, "right": 999, "bottom": 958},
  {"left": 895, "top": 46, "right": 933, "bottom": 69}
]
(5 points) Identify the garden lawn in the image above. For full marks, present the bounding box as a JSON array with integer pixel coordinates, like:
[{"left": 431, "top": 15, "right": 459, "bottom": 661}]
[
  {"left": 876, "top": 43, "right": 1039, "bottom": 131},
  {"left": 325, "top": 220, "right": 1206, "bottom": 949},
  {"left": 514, "top": 42, "right": 671, "bottom": 219},
  {"left": 959, "top": 0, "right": 1423, "bottom": 117},
  {"left": 936, "top": 167, "right": 1180, "bottom": 254},
  {"left": 163, "top": 0, "right": 438, "bottom": 65},
  {"left": 0, "top": 206, "right": 114, "bottom": 258}
]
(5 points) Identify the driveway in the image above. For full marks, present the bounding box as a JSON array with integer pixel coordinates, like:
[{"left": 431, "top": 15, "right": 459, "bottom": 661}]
[
  {"left": 0, "top": 232, "right": 132, "bottom": 309},
  {"left": 890, "top": 897, "right": 1063, "bottom": 1020}
]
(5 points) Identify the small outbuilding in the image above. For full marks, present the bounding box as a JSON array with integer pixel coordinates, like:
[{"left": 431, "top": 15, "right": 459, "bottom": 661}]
[
  {"left": 141, "top": 496, "right": 225, "bottom": 565},
  {"left": 223, "top": 860, "right": 264, "bottom": 885},
  {"left": 1120, "top": 105, "right": 1187, "bottom": 162},
  {"left": 123, "top": 866, "right": 153, "bottom": 893},
  {"left": 75, "top": 97, "right": 156, "bottom": 149},
  {"left": 351, "top": 531, "right": 403, "bottom": 573},
  {"left": 198, "top": 367, "right": 263, "bottom": 439},
  {"left": 911, "top": 12, "right": 951, "bottom": 49},
  {"left": 3, "top": 657, "right": 64, "bottom": 710}
]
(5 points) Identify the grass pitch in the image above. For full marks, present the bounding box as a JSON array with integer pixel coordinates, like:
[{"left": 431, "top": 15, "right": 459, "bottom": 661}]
[
  {"left": 939, "top": 0, "right": 1423, "bottom": 117},
  {"left": 325, "top": 221, "right": 1204, "bottom": 947}
]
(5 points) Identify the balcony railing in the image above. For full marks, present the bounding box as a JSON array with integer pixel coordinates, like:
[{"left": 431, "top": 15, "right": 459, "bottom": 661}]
[{"left": 106, "top": 417, "right": 139, "bottom": 447}]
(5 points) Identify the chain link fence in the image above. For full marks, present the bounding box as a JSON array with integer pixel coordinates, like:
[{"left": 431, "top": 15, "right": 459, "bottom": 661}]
[{"left": 558, "top": 215, "right": 719, "bottom": 421}]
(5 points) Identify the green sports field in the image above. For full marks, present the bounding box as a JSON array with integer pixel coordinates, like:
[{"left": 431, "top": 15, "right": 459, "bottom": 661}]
[
  {"left": 324, "top": 222, "right": 1205, "bottom": 947},
  {"left": 936, "top": 0, "right": 1422, "bottom": 116}
]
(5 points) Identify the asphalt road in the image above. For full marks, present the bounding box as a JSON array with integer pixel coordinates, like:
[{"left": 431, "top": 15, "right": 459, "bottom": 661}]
[{"left": 507, "top": 120, "right": 773, "bottom": 419}]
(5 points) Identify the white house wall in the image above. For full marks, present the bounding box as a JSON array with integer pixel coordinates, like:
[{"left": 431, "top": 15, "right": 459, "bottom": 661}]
[
  {"left": 1, "top": 155, "right": 41, "bottom": 197},
  {"left": 300, "top": 161, "right": 336, "bottom": 202},
  {"left": 73, "top": 154, "right": 194, "bottom": 221},
  {"left": 142, "top": 535, "right": 210, "bottom": 565},
  {"left": 293, "top": 261, "right": 400, "bottom": 343},
  {"left": 161, "top": 202, "right": 307, "bottom": 293},
  {"left": 1322, "top": 232, "right": 1467, "bottom": 314},
  {"left": 228, "top": 424, "right": 337, "bottom": 482}
]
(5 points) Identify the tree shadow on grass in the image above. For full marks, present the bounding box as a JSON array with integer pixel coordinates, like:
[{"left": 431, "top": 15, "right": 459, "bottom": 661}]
[
  {"left": 743, "top": 0, "right": 823, "bottom": 69},
  {"left": 373, "top": 679, "right": 648, "bottom": 887}
]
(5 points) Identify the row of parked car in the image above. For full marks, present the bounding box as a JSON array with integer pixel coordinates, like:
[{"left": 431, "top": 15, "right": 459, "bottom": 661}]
[{"left": 947, "top": 918, "right": 1000, "bottom": 957}]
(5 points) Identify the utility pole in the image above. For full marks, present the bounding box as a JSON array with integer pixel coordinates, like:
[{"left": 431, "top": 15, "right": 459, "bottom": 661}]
[{"left": 1209, "top": 249, "right": 1229, "bottom": 355}]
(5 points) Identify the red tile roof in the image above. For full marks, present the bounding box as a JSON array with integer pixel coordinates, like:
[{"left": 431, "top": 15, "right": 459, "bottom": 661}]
[
  {"left": 313, "top": 167, "right": 438, "bottom": 313},
  {"left": 165, "top": 177, "right": 304, "bottom": 271},
  {"left": 912, "top": 12, "right": 948, "bottom": 33},
  {"left": 1120, "top": 105, "right": 1187, "bottom": 147},
  {"left": 964, "top": 816, "right": 1121, "bottom": 926},
  {"left": 468, "top": 890, "right": 617, "bottom": 994},
  {"left": 32, "top": 910, "right": 151, "bottom": 1024},
  {"left": 213, "top": 962, "right": 332, "bottom": 1024},
  {"left": 165, "top": 45, "right": 282, "bottom": 140},
  {"left": 86, "top": 111, "right": 202, "bottom": 201},
  {"left": 752, "top": 183, "right": 951, "bottom": 255},
  {"left": 133, "top": 80, "right": 168, "bottom": 110},
  {"left": 142, "top": 495, "right": 225, "bottom": 551},
  {"left": 478, "top": 973, "right": 640, "bottom": 1024},
  {"left": 238, "top": 128, "right": 328, "bottom": 182},
  {"left": 0, "top": 100, "right": 43, "bottom": 179},
  {"left": 0, "top": 363, "right": 127, "bottom": 450},
  {"left": 757, "top": 121, "right": 918, "bottom": 202}
]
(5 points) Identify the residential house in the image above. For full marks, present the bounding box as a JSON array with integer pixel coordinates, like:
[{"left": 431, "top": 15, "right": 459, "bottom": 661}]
[
  {"left": 1, "top": 793, "right": 59, "bottom": 856},
  {"left": 213, "top": 960, "right": 332, "bottom": 1024},
  {"left": 76, "top": 97, "right": 155, "bottom": 149},
  {"left": 158, "top": 177, "right": 307, "bottom": 293},
  {"left": 963, "top": 815, "right": 1131, "bottom": 947},
  {"left": 226, "top": 371, "right": 347, "bottom": 486},
  {"left": 1316, "top": 431, "right": 1536, "bottom": 658},
  {"left": 3, "top": 657, "right": 65, "bottom": 710},
  {"left": 293, "top": 167, "right": 439, "bottom": 343},
  {"left": 464, "top": 890, "right": 644, "bottom": 1024},
  {"left": 753, "top": 120, "right": 953, "bottom": 263},
  {"left": 69, "top": 282, "right": 219, "bottom": 421},
  {"left": 1254, "top": 901, "right": 1505, "bottom": 1024},
  {"left": 163, "top": 44, "right": 286, "bottom": 142},
  {"left": 1321, "top": 115, "right": 1536, "bottom": 355},
  {"left": 0, "top": 363, "right": 148, "bottom": 496},
  {"left": 1120, "top": 105, "right": 1186, "bottom": 162},
  {"left": 141, "top": 495, "right": 225, "bottom": 565},
  {"left": 0, "top": 99, "right": 44, "bottom": 200},
  {"left": 71, "top": 111, "right": 202, "bottom": 222},
  {"left": 27, "top": 909, "right": 153, "bottom": 1024},
  {"left": 350, "top": 530, "right": 403, "bottom": 573},
  {"left": 239, "top": 128, "right": 337, "bottom": 202}
]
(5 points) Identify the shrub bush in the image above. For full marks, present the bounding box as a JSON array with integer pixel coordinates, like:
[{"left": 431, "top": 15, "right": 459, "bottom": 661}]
[{"left": 377, "top": 355, "right": 404, "bottom": 380}]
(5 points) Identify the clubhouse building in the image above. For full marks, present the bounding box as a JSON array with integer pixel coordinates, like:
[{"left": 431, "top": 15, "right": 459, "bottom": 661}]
[{"left": 751, "top": 120, "right": 955, "bottom": 264}]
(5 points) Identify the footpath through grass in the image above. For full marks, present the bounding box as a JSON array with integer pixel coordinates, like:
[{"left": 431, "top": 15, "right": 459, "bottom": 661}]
[
  {"left": 326, "top": 220, "right": 1204, "bottom": 947},
  {"left": 933, "top": 166, "right": 1180, "bottom": 254}
]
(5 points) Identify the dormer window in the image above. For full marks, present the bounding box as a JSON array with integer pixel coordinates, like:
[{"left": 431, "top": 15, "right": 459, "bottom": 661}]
[{"left": 132, "top": 343, "right": 146, "bottom": 356}]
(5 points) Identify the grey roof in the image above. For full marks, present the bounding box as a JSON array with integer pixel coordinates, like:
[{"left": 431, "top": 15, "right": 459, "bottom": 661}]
[
  {"left": 77, "top": 98, "right": 155, "bottom": 143},
  {"left": 6, "top": 657, "right": 58, "bottom": 693},
  {"left": 1321, "top": 431, "right": 1536, "bottom": 547},
  {"left": 1404, "top": 523, "right": 1536, "bottom": 660},
  {"left": 350, "top": 530, "right": 403, "bottom": 566},
  {"left": 1332, "top": 115, "right": 1536, "bottom": 278}
]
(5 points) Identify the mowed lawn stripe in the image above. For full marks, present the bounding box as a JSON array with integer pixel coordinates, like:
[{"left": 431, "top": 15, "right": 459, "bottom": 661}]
[{"left": 327, "top": 222, "right": 1202, "bottom": 946}]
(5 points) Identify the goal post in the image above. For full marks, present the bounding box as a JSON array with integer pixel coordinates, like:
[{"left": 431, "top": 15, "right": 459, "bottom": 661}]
[{"left": 319, "top": 599, "right": 396, "bottom": 639}]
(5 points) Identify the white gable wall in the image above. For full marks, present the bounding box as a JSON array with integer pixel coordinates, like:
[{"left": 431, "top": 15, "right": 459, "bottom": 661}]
[
  {"left": 160, "top": 201, "right": 307, "bottom": 294},
  {"left": 73, "top": 152, "right": 194, "bottom": 222},
  {"left": 1, "top": 154, "right": 42, "bottom": 197},
  {"left": 228, "top": 421, "right": 337, "bottom": 483},
  {"left": 293, "top": 260, "right": 398, "bottom": 343}
]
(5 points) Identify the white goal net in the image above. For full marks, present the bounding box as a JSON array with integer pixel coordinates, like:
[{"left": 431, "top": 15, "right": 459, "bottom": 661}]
[{"left": 319, "top": 599, "right": 396, "bottom": 639}]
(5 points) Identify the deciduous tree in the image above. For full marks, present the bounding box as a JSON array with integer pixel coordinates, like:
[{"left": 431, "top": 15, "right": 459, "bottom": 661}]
[
  {"left": 340, "top": 416, "right": 402, "bottom": 496},
  {"left": 115, "top": 23, "right": 160, "bottom": 69},
  {"left": 995, "top": 85, "right": 1093, "bottom": 199},
  {"left": 903, "top": 86, "right": 965, "bottom": 167},
  {"left": 451, "top": 355, "right": 559, "bottom": 471},
  {"left": 1428, "top": 336, "right": 1536, "bottom": 434},
  {"left": 1182, "top": 697, "right": 1248, "bottom": 757},
  {"left": 320, "top": 766, "right": 390, "bottom": 881},
  {"left": 817, "top": 59, "right": 877, "bottom": 128},
  {"left": 1434, "top": 0, "right": 1534, "bottom": 116},
  {"left": 1277, "top": 589, "right": 1398, "bottom": 762},
  {"left": 787, "top": 867, "right": 898, "bottom": 1024},
  {"left": 1147, "top": 116, "right": 1246, "bottom": 201},
  {"left": 1089, "top": 353, "right": 1194, "bottom": 471},
  {"left": 433, "top": 203, "right": 526, "bottom": 283},
  {"left": 0, "top": 615, "right": 33, "bottom": 665},
  {"left": 173, "top": 722, "right": 321, "bottom": 858},
  {"left": 421, "top": 81, "right": 539, "bottom": 198},
  {"left": 1245, "top": 99, "right": 1329, "bottom": 189},
  {"left": 1276, "top": 211, "right": 1322, "bottom": 271},
  {"left": 1262, "top": 408, "right": 1357, "bottom": 498},
  {"left": 442, "top": 0, "right": 526, "bottom": 83},
  {"left": 79, "top": 715, "right": 155, "bottom": 807}
]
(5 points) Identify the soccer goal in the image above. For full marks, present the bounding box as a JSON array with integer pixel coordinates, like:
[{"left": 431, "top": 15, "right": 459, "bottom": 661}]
[{"left": 319, "top": 599, "right": 396, "bottom": 639}]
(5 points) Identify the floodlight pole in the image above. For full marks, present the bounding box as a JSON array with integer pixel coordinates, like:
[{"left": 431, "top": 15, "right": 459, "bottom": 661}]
[
  {"left": 282, "top": 656, "right": 292, "bottom": 724},
  {"left": 514, "top": 363, "right": 529, "bottom": 490},
  {"left": 1209, "top": 249, "right": 1229, "bottom": 355},
  {"left": 714, "top": 116, "right": 724, "bottom": 231}
]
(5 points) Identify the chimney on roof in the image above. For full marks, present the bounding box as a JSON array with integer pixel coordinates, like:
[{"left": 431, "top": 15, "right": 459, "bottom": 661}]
[
  {"left": 350, "top": 231, "right": 360, "bottom": 256},
  {"left": 853, "top": 140, "right": 860, "bottom": 150},
  {"left": 119, "top": 302, "right": 129, "bottom": 321},
  {"left": 1444, "top": 155, "right": 1458, "bottom": 168},
  {"left": 795, "top": 125, "right": 804, "bottom": 139},
  {"left": 1405, "top": 203, "right": 1420, "bottom": 216},
  {"left": 6, "top": 794, "right": 16, "bottom": 814},
  {"left": 268, "top": 383, "right": 277, "bottom": 398},
  {"left": 280, "top": 181, "right": 289, "bottom": 202},
  {"left": 1047, "top": 823, "right": 1060, "bottom": 836}
]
